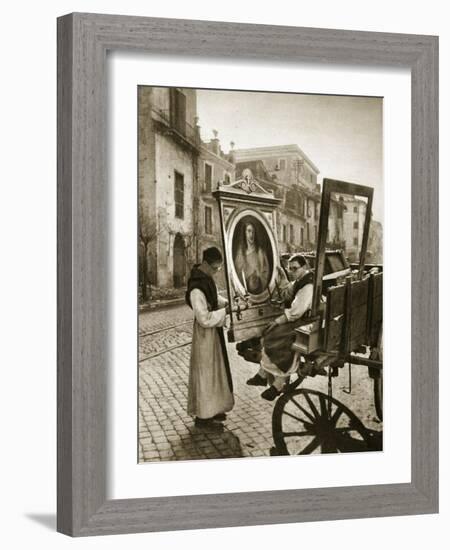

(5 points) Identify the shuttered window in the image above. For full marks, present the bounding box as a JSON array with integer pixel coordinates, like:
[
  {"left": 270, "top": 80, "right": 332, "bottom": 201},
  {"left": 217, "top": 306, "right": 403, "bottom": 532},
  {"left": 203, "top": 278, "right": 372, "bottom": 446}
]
[
  {"left": 170, "top": 88, "right": 187, "bottom": 136},
  {"left": 205, "top": 163, "right": 212, "bottom": 192},
  {"left": 205, "top": 206, "right": 212, "bottom": 234},
  {"left": 174, "top": 171, "right": 184, "bottom": 219}
]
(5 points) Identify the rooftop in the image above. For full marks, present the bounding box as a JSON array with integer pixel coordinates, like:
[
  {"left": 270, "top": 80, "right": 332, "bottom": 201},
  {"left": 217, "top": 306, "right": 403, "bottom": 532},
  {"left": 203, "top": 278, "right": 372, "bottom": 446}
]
[{"left": 232, "top": 144, "right": 320, "bottom": 174}]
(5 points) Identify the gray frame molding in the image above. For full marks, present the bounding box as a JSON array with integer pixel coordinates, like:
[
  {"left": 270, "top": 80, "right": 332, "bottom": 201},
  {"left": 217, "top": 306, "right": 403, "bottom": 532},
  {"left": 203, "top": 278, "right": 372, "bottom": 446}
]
[{"left": 57, "top": 12, "right": 438, "bottom": 537}]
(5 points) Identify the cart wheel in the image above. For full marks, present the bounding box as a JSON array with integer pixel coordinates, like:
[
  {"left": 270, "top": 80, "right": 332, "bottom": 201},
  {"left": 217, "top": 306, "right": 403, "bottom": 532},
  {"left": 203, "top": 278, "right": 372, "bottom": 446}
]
[
  {"left": 272, "top": 389, "right": 372, "bottom": 455},
  {"left": 373, "top": 327, "right": 383, "bottom": 421}
]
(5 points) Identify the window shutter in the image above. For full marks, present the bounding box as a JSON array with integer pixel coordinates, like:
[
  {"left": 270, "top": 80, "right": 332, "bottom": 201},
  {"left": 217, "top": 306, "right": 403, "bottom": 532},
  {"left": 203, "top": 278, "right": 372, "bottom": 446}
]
[{"left": 170, "top": 89, "right": 186, "bottom": 135}]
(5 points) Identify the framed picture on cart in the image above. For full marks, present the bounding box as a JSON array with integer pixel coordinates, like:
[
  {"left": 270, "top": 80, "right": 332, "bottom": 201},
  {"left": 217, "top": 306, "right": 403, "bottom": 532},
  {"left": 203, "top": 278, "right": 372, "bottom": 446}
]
[{"left": 57, "top": 12, "right": 438, "bottom": 536}]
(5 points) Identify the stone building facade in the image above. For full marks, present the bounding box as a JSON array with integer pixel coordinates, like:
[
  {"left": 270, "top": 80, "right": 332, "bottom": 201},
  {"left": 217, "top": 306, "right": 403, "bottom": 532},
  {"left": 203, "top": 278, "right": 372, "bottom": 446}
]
[
  {"left": 232, "top": 144, "right": 323, "bottom": 254},
  {"left": 138, "top": 86, "right": 201, "bottom": 291},
  {"left": 195, "top": 133, "right": 236, "bottom": 288},
  {"left": 333, "top": 194, "right": 383, "bottom": 263},
  {"left": 336, "top": 195, "right": 368, "bottom": 261},
  {"left": 367, "top": 219, "right": 383, "bottom": 264}
]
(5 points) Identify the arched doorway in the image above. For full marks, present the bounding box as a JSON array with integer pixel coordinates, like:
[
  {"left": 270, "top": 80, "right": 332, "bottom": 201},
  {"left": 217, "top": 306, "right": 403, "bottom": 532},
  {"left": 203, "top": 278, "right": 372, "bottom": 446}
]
[{"left": 173, "top": 233, "right": 186, "bottom": 288}]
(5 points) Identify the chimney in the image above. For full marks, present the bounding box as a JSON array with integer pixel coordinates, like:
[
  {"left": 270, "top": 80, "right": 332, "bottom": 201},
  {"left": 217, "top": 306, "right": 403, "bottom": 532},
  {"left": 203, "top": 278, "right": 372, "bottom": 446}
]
[
  {"left": 194, "top": 116, "right": 200, "bottom": 135},
  {"left": 228, "top": 141, "right": 235, "bottom": 164},
  {"left": 211, "top": 129, "right": 220, "bottom": 155}
]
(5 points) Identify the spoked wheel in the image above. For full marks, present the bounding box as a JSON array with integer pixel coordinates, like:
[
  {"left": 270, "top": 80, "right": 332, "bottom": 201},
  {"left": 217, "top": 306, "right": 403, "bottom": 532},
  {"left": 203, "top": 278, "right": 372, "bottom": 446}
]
[{"left": 272, "top": 388, "right": 372, "bottom": 456}]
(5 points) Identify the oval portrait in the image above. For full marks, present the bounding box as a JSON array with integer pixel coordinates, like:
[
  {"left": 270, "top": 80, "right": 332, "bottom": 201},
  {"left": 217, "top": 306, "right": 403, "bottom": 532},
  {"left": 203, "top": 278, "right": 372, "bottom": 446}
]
[{"left": 231, "top": 215, "right": 274, "bottom": 296}]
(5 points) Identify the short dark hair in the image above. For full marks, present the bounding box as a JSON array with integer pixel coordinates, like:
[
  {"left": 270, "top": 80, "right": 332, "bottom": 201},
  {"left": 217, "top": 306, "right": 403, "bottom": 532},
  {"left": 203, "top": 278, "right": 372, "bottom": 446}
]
[
  {"left": 289, "top": 254, "right": 307, "bottom": 267},
  {"left": 202, "top": 246, "right": 223, "bottom": 265}
]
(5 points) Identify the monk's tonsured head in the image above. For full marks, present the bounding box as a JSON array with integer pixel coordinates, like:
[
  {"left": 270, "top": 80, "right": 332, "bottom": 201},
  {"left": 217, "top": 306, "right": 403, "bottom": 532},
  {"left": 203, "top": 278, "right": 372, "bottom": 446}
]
[{"left": 202, "top": 246, "right": 223, "bottom": 276}]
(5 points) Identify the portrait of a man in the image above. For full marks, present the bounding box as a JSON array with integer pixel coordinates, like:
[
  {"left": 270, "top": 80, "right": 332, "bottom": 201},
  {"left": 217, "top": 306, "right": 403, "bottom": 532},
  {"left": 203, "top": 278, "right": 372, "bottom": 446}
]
[{"left": 232, "top": 215, "right": 274, "bottom": 295}]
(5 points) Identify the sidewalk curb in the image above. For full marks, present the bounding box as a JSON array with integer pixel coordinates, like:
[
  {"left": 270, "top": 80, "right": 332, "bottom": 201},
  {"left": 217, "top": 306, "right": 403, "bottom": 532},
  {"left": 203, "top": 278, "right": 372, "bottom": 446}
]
[{"left": 139, "top": 297, "right": 186, "bottom": 314}]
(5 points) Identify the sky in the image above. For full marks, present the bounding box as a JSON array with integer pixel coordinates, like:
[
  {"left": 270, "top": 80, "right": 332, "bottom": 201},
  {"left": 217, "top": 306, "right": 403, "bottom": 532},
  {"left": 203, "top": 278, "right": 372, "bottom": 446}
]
[{"left": 197, "top": 89, "right": 383, "bottom": 222}]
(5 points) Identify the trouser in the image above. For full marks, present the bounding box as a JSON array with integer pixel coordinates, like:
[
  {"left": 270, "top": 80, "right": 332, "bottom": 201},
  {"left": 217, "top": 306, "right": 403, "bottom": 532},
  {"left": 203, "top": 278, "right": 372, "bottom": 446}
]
[{"left": 258, "top": 349, "right": 299, "bottom": 390}]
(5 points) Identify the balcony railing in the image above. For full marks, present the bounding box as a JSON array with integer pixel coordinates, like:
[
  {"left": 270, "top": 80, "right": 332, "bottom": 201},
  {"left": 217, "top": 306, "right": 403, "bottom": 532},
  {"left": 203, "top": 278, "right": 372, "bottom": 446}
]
[{"left": 154, "top": 109, "right": 201, "bottom": 149}]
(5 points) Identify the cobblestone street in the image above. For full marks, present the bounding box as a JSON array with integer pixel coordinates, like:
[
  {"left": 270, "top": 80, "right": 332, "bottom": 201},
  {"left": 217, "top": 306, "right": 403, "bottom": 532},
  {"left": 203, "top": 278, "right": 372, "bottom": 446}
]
[{"left": 139, "top": 303, "right": 382, "bottom": 462}]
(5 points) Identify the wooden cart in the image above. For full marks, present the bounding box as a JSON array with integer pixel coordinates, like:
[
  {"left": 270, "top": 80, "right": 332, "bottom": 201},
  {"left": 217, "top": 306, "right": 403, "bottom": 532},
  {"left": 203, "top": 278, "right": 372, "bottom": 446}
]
[{"left": 215, "top": 175, "right": 383, "bottom": 456}]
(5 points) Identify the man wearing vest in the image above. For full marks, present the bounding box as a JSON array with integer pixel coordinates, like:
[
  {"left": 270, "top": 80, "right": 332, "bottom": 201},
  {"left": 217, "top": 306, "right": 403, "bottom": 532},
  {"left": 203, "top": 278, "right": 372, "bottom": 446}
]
[{"left": 246, "top": 254, "right": 314, "bottom": 401}]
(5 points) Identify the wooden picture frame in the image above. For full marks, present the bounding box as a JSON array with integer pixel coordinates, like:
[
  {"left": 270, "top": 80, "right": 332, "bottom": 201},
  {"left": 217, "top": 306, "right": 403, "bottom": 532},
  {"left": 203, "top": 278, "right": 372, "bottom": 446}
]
[{"left": 57, "top": 12, "right": 438, "bottom": 536}]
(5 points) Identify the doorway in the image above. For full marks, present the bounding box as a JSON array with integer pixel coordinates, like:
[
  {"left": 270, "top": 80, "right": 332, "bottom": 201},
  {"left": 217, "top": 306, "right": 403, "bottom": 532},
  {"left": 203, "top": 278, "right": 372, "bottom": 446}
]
[{"left": 173, "top": 233, "right": 186, "bottom": 287}]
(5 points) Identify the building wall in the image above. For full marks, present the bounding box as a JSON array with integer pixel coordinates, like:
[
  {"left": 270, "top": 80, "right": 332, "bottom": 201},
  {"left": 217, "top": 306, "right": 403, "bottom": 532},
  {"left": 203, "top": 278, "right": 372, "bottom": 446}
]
[
  {"left": 138, "top": 87, "right": 158, "bottom": 285},
  {"left": 368, "top": 220, "right": 383, "bottom": 264},
  {"left": 233, "top": 146, "right": 321, "bottom": 254},
  {"left": 341, "top": 198, "right": 367, "bottom": 259},
  {"left": 151, "top": 86, "right": 198, "bottom": 128},
  {"left": 154, "top": 133, "right": 196, "bottom": 288},
  {"left": 196, "top": 141, "right": 236, "bottom": 289},
  {"left": 138, "top": 86, "right": 200, "bottom": 291},
  {"left": 232, "top": 144, "right": 319, "bottom": 192}
]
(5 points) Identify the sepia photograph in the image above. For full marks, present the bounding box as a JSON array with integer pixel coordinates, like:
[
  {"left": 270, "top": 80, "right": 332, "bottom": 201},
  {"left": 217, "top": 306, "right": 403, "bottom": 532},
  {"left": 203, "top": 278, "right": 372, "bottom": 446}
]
[{"left": 138, "top": 86, "right": 383, "bottom": 462}]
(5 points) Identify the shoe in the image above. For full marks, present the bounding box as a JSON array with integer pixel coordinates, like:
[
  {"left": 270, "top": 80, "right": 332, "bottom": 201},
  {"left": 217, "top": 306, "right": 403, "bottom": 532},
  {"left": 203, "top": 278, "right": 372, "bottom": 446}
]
[
  {"left": 246, "top": 374, "right": 268, "bottom": 387},
  {"left": 194, "top": 417, "right": 224, "bottom": 431},
  {"left": 212, "top": 413, "right": 227, "bottom": 421},
  {"left": 260, "top": 386, "right": 282, "bottom": 401},
  {"left": 236, "top": 337, "right": 261, "bottom": 353}
]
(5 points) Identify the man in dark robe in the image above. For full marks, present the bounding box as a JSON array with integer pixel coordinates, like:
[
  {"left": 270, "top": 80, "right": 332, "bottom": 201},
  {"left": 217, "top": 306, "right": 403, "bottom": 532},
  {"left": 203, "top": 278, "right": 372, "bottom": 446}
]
[{"left": 186, "top": 247, "right": 234, "bottom": 430}]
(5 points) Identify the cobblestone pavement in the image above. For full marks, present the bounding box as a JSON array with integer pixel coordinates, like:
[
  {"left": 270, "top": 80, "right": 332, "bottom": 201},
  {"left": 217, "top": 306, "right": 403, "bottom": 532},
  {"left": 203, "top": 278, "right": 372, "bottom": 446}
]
[
  {"left": 139, "top": 303, "right": 194, "bottom": 335},
  {"left": 139, "top": 304, "right": 382, "bottom": 462}
]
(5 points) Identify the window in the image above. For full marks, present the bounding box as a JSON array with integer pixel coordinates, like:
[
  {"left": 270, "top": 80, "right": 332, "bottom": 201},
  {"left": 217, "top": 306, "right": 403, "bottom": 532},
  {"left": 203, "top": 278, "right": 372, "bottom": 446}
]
[
  {"left": 282, "top": 225, "right": 287, "bottom": 243},
  {"left": 223, "top": 171, "right": 231, "bottom": 184},
  {"left": 301, "top": 227, "right": 304, "bottom": 246},
  {"left": 170, "top": 88, "right": 187, "bottom": 135},
  {"left": 286, "top": 189, "right": 297, "bottom": 212},
  {"left": 204, "top": 162, "right": 212, "bottom": 192},
  {"left": 205, "top": 206, "right": 212, "bottom": 234},
  {"left": 279, "top": 158, "right": 286, "bottom": 170},
  {"left": 353, "top": 206, "right": 358, "bottom": 213},
  {"left": 174, "top": 171, "right": 184, "bottom": 219},
  {"left": 353, "top": 237, "right": 358, "bottom": 246},
  {"left": 290, "top": 224, "right": 294, "bottom": 243},
  {"left": 314, "top": 225, "right": 317, "bottom": 242},
  {"left": 353, "top": 221, "right": 359, "bottom": 229},
  {"left": 306, "top": 223, "right": 310, "bottom": 243}
]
